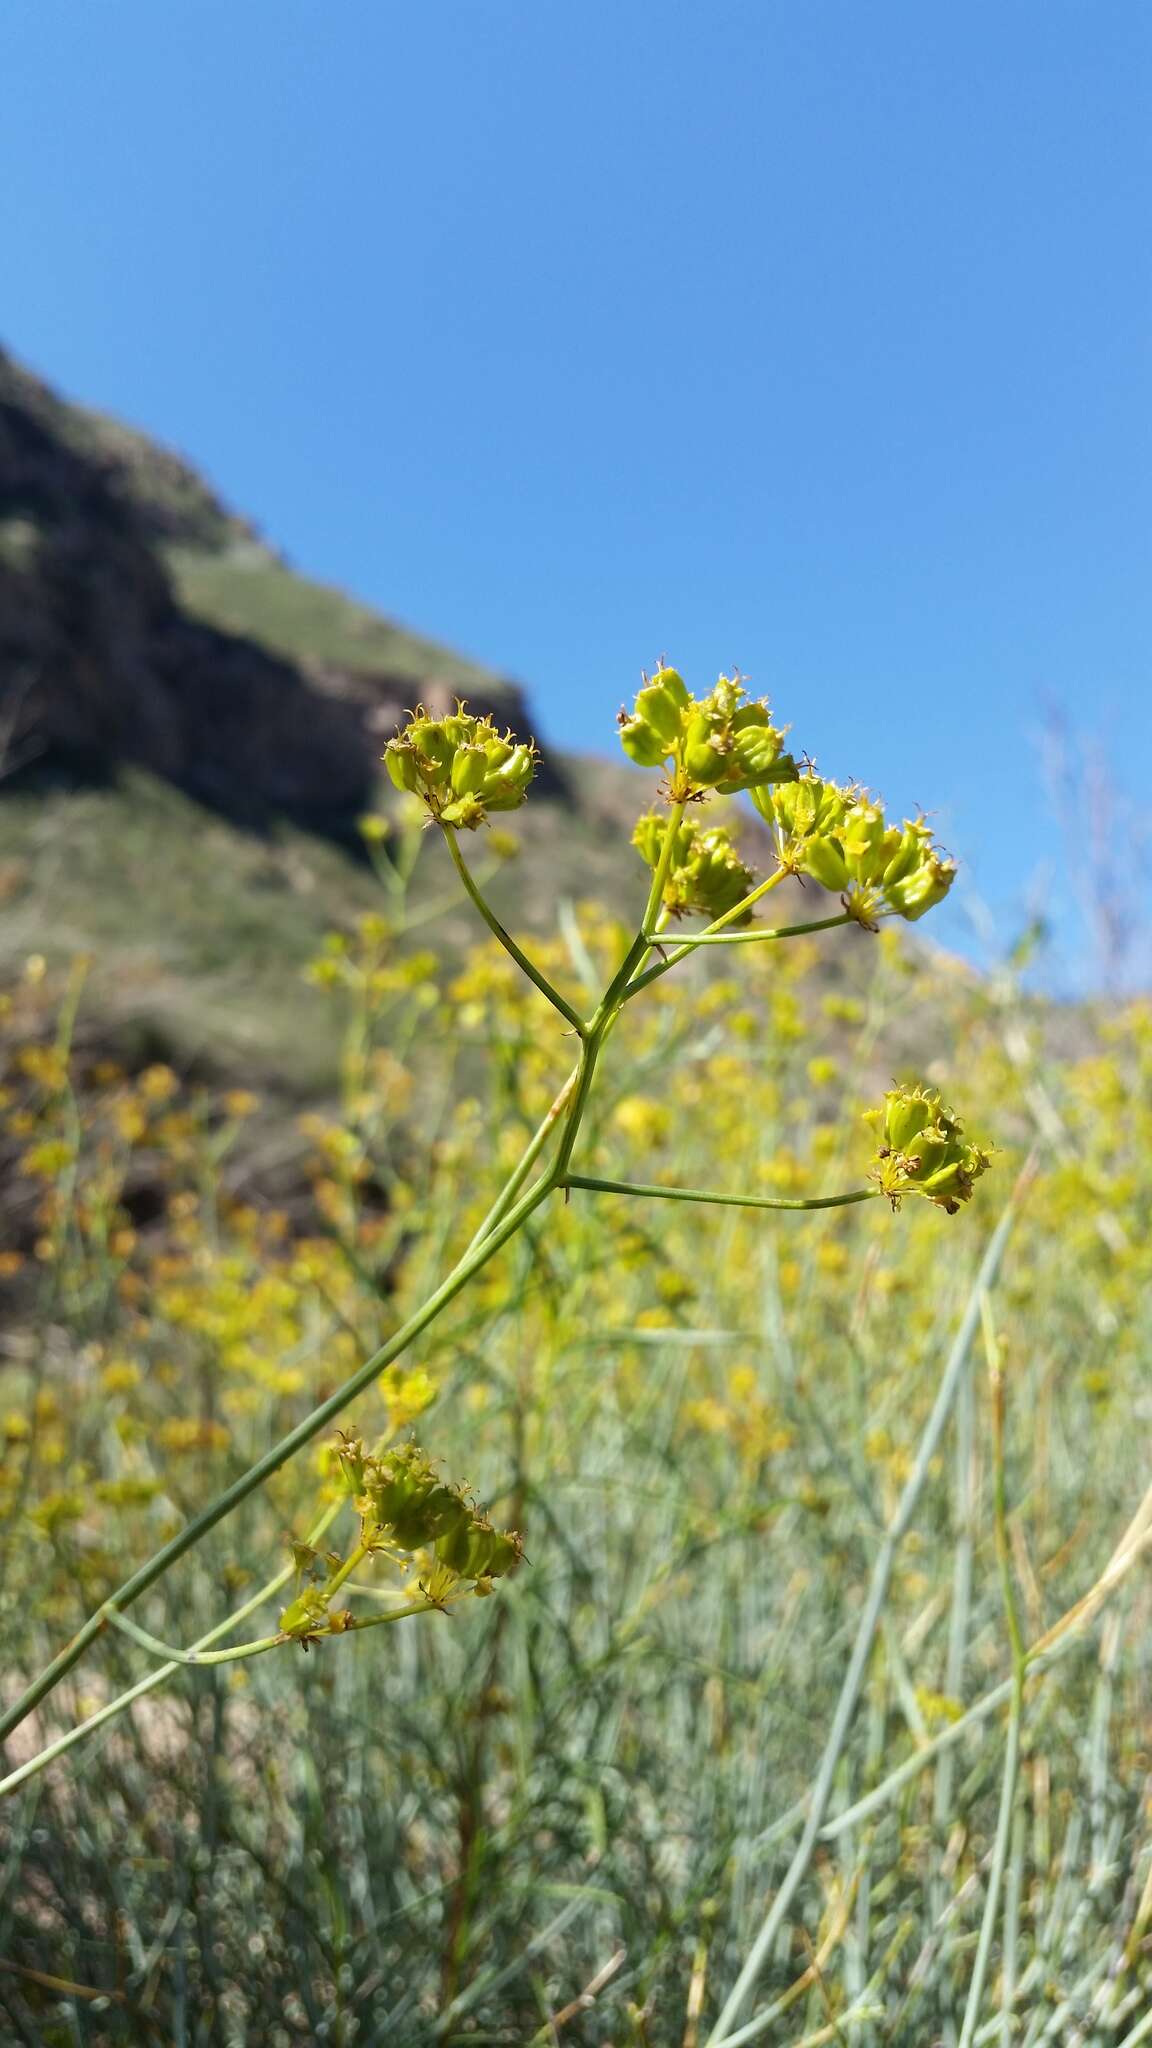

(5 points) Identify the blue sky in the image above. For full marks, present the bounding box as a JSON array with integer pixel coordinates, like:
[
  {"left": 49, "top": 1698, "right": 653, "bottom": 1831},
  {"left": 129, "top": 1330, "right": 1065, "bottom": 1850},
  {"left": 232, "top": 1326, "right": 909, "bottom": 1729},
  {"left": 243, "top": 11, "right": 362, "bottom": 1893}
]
[{"left": 3, "top": 2, "right": 1149, "bottom": 987}]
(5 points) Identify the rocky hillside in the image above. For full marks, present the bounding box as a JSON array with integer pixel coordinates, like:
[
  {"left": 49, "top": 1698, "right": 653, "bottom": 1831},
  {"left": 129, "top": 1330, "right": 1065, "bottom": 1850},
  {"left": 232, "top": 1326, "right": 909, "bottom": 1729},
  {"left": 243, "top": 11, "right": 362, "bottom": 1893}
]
[
  {"left": 0, "top": 344, "right": 563, "bottom": 834},
  {"left": 1, "top": 347, "right": 730, "bottom": 1085}
]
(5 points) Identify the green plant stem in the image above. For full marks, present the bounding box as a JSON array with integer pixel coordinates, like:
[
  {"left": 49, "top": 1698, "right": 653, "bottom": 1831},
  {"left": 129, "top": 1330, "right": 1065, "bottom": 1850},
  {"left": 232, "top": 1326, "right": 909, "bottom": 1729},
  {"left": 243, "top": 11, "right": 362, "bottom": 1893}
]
[
  {"left": 441, "top": 826, "right": 587, "bottom": 1035},
  {"left": 625, "top": 911, "right": 855, "bottom": 1000},
  {"left": 562, "top": 1173, "right": 880, "bottom": 1213},
  {"left": 464, "top": 1061, "right": 581, "bottom": 1254},
  {"left": 588, "top": 799, "right": 688, "bottom": 1024},
  {"left": 706, "top": 1180, "right": 1027, "bottom": 2048},
  {"left": 957, "top": 1293, "right": 1029, "bottom": 2048},
  {"left": 107, "top": 1591, "right": 444, "bottom": 1668},
  {"left": 650, "top": 915, "right": 856, "bottom": 949}
]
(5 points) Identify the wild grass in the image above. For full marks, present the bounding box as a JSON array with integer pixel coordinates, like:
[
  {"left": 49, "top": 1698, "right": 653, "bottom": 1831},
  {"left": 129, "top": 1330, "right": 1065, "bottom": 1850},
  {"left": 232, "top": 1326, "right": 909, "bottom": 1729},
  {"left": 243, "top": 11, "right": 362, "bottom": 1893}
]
[{"left": 1, "top": 737, "right": 1151, "bottom": 2042}]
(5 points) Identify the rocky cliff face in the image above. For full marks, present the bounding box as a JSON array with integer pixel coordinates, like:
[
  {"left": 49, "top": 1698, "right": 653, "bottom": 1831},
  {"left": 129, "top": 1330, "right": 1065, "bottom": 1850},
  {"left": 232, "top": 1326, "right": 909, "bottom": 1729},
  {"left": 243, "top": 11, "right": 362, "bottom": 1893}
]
[{"left": 0, "top": 347, "right": 558, "bottom": 836}]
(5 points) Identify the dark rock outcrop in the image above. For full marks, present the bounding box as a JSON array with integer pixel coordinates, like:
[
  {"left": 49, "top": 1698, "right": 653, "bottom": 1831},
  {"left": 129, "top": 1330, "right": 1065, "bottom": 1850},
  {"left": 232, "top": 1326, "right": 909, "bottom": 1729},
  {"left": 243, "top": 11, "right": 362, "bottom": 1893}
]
[{"left": 0, "top": 346, "right": 558, "bottom": 835}]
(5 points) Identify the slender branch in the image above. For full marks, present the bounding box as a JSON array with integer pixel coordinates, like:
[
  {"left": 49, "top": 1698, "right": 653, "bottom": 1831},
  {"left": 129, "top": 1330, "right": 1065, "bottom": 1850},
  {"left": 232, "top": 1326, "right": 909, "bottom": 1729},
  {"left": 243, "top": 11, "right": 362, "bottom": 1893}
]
[
  {"left": 105, "top": 1607, "right": 284, "bottom": 1665},
  {"left": 584, "top": 800, "right": 690, "bottom": 1033},
  {"left": 563, "top": 1173, "right": 879, "bottom": 1214},
  {"left": 441, "top": 826, "right": 586, "bottom": 1035},
  {"left": 625, "top": 909, "right": 855, "bottom": 1001},
  {"left": 647, "top": 914, "right": 855, "bottom": 949},
  {"left": 107, "top": 1587, "right": 446, "bottom": 1669}
]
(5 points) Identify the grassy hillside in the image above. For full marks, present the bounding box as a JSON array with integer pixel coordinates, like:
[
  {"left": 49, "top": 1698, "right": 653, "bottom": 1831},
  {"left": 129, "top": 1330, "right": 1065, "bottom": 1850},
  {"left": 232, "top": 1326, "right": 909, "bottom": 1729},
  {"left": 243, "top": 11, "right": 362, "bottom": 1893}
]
[
  {"left": 167, "top": 545, "right": 510, "bottom": 699},
  {"left": 1, "top": 756, "right": 744, "bottom": 1090}
]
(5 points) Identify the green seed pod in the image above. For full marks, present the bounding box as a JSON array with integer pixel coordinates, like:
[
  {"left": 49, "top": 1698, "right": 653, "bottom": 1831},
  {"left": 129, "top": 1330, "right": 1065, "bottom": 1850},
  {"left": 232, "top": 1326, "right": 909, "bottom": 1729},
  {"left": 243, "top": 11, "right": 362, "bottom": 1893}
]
[
  {"left": 880, "top": 822, "right": 926, "bottom": 890},
  {"left": 451, "top": 744, "right": 490, "bottom": 797},
  {"left": 802, "top": 835, "right": 851, "bottom": 894},
  {"left": 637, "top": 671, "right": 690, "bottom": 744},
  {"left": 681, "top": 712, "right": 729, "bottom": 787},
  {"left": 885, "top": 855, "right": 957, "bottom": 921},
  {"left": 618, "top": 710, "right": 674, "bottom": 767},
  {"left": 384, "top": 740, "right": 424, "bottom": 795},
  {"left": 723, "top": 704, "right": 798, "bottom": 790},
  {"left": 840, "top": 804, "right": 891, "bottom": 883},
  {"left": 883, "top": 1087, "right": 935, "bottom": 1154},
  {"left": 484, "top": 743, "right": 536, "bottom": 809},
  {"left": 414, "top": 723, "right": 456, "bottom": 778},
  {"left": 686, "top": 828, "right": 758, "bottom": 922},
  {"left": 384, "top": 704, "right": 537, "bottom": 826}
]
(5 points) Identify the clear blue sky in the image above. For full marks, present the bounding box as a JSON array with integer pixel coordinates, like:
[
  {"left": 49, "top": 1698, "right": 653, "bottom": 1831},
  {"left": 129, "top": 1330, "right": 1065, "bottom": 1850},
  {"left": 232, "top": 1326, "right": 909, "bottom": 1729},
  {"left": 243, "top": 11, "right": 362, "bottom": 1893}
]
[{"left": 3, "top": 2, "right": 1149, "bottom": 987}]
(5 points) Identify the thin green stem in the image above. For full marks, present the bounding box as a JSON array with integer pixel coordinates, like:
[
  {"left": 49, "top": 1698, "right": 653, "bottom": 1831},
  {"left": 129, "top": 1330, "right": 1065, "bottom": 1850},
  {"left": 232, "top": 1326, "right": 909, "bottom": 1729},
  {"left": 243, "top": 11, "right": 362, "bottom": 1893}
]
[
  {"left": 464, "top": 1061, "right": 581, "bottom": 1253},
  {"left": 957, "top": 1293, "right": 1029, "bottom": 2048},
  {"left": 649, "top": 914, "right": 855, "bottom": 948},
  {"left": 585, "top": 800, "right": 689, "bottom": 1033},
  {"left": 563, "top": 1172, "right": 879, "bottom": 1213},
  {"left": 622, "top": 861, "right": 792, "bottom": 1000},
  {"left": 105, "top": 1608, "right": 284, "bottom": 1666},
  {"left": 441, "top": 826, "right": 586, "bottom": 1035},
  {"left": 625, "top": 911, "right": 855, "bottom": 1000}
]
